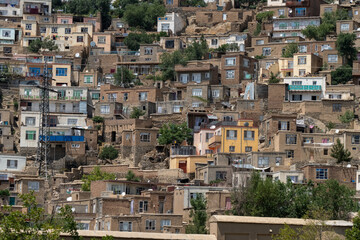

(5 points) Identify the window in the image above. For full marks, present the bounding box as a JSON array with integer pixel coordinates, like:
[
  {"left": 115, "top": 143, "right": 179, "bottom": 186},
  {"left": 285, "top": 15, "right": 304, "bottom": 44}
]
[
  {"left": 120, "top": 222, "right": 132, "bottom": 232},
  {"left": 256, "top": 40, "right": 264, "bottom": 45},
  {"left": 324, "top": 149, "right": 328, "bottom": 155},
  {"left": 352, "top": 135, "right": 360, "bottom": 144},
  {"left": 25, "top": 24, "right": 32, "bottom": 30},
  {"left": 276, "top": 157, "right": 282, "bottom": 166},
  {"left": 145, "top": 220, "right": 156, "bottom": 230},
  {"left": 192, "top": 89, "right": 202, "bottom": 96},
  {"left": 298, "top": 56, "right": 306, "bottom": 65},
  {"left": 292, "top": 94, "right": 303, "bottom": 101},
  {"left": 295, "top": 7, "right": 306, "bottom": 16},
  {"left": 244, "top": 131, "right": 255, "bottom": 140},
  {"left": 299, "top": 69, "right": 306, "bottom": 76},
  {"left": 355, "top": 10, "right": 359, "bottom": 15},
  {"left": 122, "top": 93, "right": 128, "bottom": 101},
  {"left": 226, "top": 130, "right": 237, "bottom": 140},
  {"left": 212, "top": 90, "right": 220, "bottom": 98},
  {"left": 92, "top": 93, "right": 100, "bottom": 100},
  {"left": 286, "top": 134, "right": 297, "bottom": 144},
  {"left": 144, "top": 47, "right": 153, "bottom": 55},
  {"left": 25, "top": 131, "right": 36, "bottom": 140},
  {"left": 328, "top": 54, "right": 338, "bottom": 63},
  {"left": 278, "top": 121, "right": 290, "bottom": 130},
  {"left": 265, "top": 62, "right": 273, "bottom": 70},
  {"left": 180, "top": 74, "right": 189, "bottom": 83},
  {"left": 139, "top": 201, "right": 148, "bottom": 212},
  {"left": 286, "top": 150, "right": 294, "bottom": 158},
  {"left": 71, "top": 144, "right": 80, "bottom": 148},
  {"left": 161, "top": 23, "right": 170, "bottom": 31},
  {"left": 28, "top": 181, "right": 39, "bottom": 191},
  {"left": 98, "top": 36, "right": 106, "bottom": 44},
  {"left": 332, "top": 103, "right": 342, "bottom": 112},
  {"left": 73, "top": 90, "right": 83, "bottom": 98},
  {"left": 40, "top": 27, "right": 46, "bottom": 33},
  {"left": 258, "top": 157, "right": 269, "bottom": 167},
  {"left": 298, "top": 45, "right": 307, "bottom": 53},
  {"left": 229, "top": 146, "right": 235, "bottom": 152},
  {"left": 173, "top": 105, "right": 181, "bottom": 113},
  {"left": 192, "top": 73, "right": 201, "bottom": 83},
  {"left": 67, "top": 119, "right": 78, "bottom": 125},
  {"left": 81, "top": 27, "right": 88, "bottom": 33},
  {"left": 279, "top": 22, "right": 287, "bottom": 29},
  {"left": 245, "top": 146, "right": 252, "bottom": 152},
  {"left": 205, "top": 133, "right": 214, "bottom": 142},
  {"left": 225, "top": 57, "right": 236, "bottom": 66},
  {"left": 316, "top": 168, "right": 328, "bottom": 179},
  {"left": 216, "top": 171, "right": 227, "bottom": 180},
  {"left": 160, "top": 220, "right": 171, "bottom": 231},
  {"left": 204, "top": 72, "right": 210, "bottom": 79},
  {"left": 77, "top": 36, "right": 83, "bottom": 42},
  {"left": 262, "top": 47, "right": 271, "bottom": 56},
  {"left": 211, "top": 39, "right": 218, "bottom": 46},
  {"left": 243, "top": 59, "right": 250, "bottom": 68},
  {"left": 226, "top": 70, "right": 235, "bottom": 79},
  {"left": 7, "top": 160, "right": 17, "bottom": 169},
  {"left": 100, "top": 105, "right": 110, "bottom": 114},
  {"left": 325, "top": 7, "right": 333, "bottom": 13},
  {"left": 65, "top": 28, "right": 71, "bottom": 34},
  {"left": 25, "top": 117, "right": 35, "bottom": 126},
  {"left": 77, "top": 223, "right": 89, "bottom": 230},
  {"left": 51, "top": 27, "right": 58, "bottom": 33},
  {"left": 139, "top": 92, "right": 148, "bottom": 101},
  {"left": 56, "top": 68, "right": 67, "bottom": 76},
  {"left": 341, "top": 23, "right": 350, "bottom": 31},
  {"left": 61, "top": 19, "right": 69, "bottom": 24},
  {"left": 278, "top": 9, "right": 285, "bottom": 16},
  {"left": 140, "top": 133, "right": 150, "bottom": 142},
  {"left": 84, "top": 75, "right": 93, "bottom": 83}
]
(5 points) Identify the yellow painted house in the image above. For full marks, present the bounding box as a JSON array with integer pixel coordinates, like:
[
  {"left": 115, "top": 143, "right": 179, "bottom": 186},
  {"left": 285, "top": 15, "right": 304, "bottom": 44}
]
[{"left": 208, "top": 120, "right": 258, "bottom": 154}]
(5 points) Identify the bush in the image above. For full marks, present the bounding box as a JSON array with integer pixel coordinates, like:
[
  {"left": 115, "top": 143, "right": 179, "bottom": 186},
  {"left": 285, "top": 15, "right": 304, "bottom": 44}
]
[
  {"left": 125, "top": 170, "right": 140, "bottom": 182},
  {"left": 93, "top": 116, "right": 104, "bottom": 123},
  {"left": 339, "top": 110, "right": 354, "bottom": 123},
  {"left": 99, "top": 145, "right": 118, "bottom": 160},
  {"left": 331, "top": 65, "right": 352, "bottom": 85},
  {"left": 256, "top": 11, "right": 274, "bottom": 23}
]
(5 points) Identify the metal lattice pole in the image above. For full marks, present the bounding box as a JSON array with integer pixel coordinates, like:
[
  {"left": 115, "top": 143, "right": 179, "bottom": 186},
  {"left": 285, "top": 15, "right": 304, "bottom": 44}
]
[{"left": 37, "top": 61, "right": 50, "bottom": 178}]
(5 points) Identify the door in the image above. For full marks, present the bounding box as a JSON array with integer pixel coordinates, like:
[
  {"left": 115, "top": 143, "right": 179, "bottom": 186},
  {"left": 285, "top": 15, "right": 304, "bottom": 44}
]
[
  {"left": 179, "top": 161, "right": 187, "bottom": 173},
  {"left": 111, "top": 131, "right": 116, "bottom": 142},
  {"left": 9, "top": 197, "right": 15, "bottom": 206}
]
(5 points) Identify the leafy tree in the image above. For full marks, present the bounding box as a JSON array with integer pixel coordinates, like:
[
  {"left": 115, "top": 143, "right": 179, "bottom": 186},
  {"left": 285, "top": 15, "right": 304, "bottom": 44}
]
[
  {"left": 158, "top": 122, "right": 192, "bottom": 146},
  {"left": 182, "top": 0, "right": 206, "bottom": 7},
  {"left": 326, "top": 121, "right": 335, "bottom": 131},
  {"left": 129, "top": 107, "right": 145, "bottom": 119},
  {"left": 256, "top": 11, "right": 274, "bottom": 23},
  {"left": 125, "top": 170, "right": 140, "bottom": 182},
  {"left": 301, "top": 25, "right": 320, "bottom": 40},
  {"left": 214, "top": 43, "right": 239, "bottom": 53},
  {"left": 186, "top": 194, "right": 207, "bottom": 234},
  {"left": 269, "top": 72, "right": 280, "bottom": 83},
  {"left": 331, "top": 65, "right": 352, "bottom": 85},
  {"left": 93, "top": 116, "right": 104, "bottom": 123},
  {"left": 336, "top": 33, "right": 357, "bottom": 66},
  {"left": 123, "top": 32, "right": 167, "bottom": 51},
  {"left": 235, "top": 0, "right": 266, "bottom": 8},
  {"left": 282, "top": 43, "right": 298, "bottom": 58},
  {"left": 99, "top": 145, "right": 119, "bottom": 161},
  {"left": 123, "top": 1, "right": 166, "bottom": 31},
  {"left": 113, "top": 67, "right": 135, "bottom": 88},
  {"left": 0, "top": 192, "right": 79, "bottom": 240},
  {"left": 81, "top": 166, "right": 116, "bottom": 191},
  {"left": 185, "top": 37, "right": 209, "bottom": 61},
  {"left": 346, "top": 211, "right": 360, "bottom": 240},
  {"left": 28, "top": 37, "right": 58, "bottom": 53},
  {"left": 160, "top": 51, "right": 187, "bottom": 81},
  {"left": 112, "top": 0, "right": 138, "bottom": 18},
  {"left": 254, "top": 23, "right": 261, "bottom": 36},
  {"left": 330, "top": 139, "right": 352, "bottom": 164},
  {"left": 339, "top": 110, "right": 354, "bottom": 124}
]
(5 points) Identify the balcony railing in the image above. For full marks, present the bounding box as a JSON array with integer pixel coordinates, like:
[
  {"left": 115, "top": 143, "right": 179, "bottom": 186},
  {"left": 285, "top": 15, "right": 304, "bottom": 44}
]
[
  {"left": 288, "top": 85, "right": 321, "bottom": 91},
  {"left": 40, "top": 135, "right": 84, "bottom": 142}
]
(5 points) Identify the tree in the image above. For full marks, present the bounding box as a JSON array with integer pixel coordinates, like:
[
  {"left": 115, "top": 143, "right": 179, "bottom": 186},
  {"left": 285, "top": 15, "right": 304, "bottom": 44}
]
[
  {"left": 336, "top": 33, "right": 357, "bottom": 66},
  {"left": 0, "top": 192, "right": 79, "bottom": 240},
  {"left": 282, "top": 43, "right": 298, "bottom": 58},
  {"left": 301, "top": 25, "right": 320, "bottom": 40},
  {"left": 326, "top": 121, "right": 335, "bottom": 131},
  {"left": 123, "top": 32, "right": 167, "bottom": 51},
  {"left": 185, "top": 37, "right": 209, "bottom": 61},
  {"left": 125, "top": 170, "right": 140, "bottom": 182},
  {"left": 123, "top": 1, "right": 166, "bottom": 31},
  {"left": 112, "top": 0, "right": 139, "bottom": 18},
  {"left": 331, "top": 65, "right": 353, "bottom": 85},
  {"left": 99, "top": 145, "right": 119, "bottom": 161},
  {"left": 269, "top": 72, "right": 280, "bottom": 84},
  {"left": 330, "top": 139, "right": 352, "bottom": 164},
  {"left": 256, "top": 11, "right": 274, "bottom": 23},
  {"left": 346, "top": 211, "right": 360, "bottom": 240},
  {"left": 339, "top": 110, "right": 354, "bottom": 123},
  {"left": 160, "top": 51, "right": 187, "bottom": 81},
  {"left": 93, "top": 116, "right": 104, "bottom": 123},
  {"left": 182, "top": 0, "right": 206, "bottom": 7},
  {"left": 130, "top": 107, "right": 145, "bottom": 119},
  {"left": 158, "top": 122, "right": 192, "bottom": 146},
  {"left": 186, "top": 194, "right": 208, "bottom": 234},
  {"left": 113, "top": 67, "right": 135, "bottom": 88},
  {"left": 81, "top": 166, "right": 116, "bottom": 191},
  {"left": 28, "top": 37, "right": 58, "bottom": 53},
  {"left": 235, "top": 0, "right": 265, "bottom": 8}
]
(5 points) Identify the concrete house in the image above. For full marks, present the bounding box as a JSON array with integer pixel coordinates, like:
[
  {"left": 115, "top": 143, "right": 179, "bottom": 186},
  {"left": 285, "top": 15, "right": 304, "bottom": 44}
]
[
  {"left": 157, "top": 12, "right": 185, "bottom": 35},
  {"left": 283, "top": 77, "right": 326, "bottom": 102}
]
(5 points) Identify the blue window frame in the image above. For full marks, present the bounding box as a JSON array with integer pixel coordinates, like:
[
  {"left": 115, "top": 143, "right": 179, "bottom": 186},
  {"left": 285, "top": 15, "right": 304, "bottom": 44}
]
[
  {"left": 316, "top": 168, "right": 328, "bottom": 179},
  {"left": 29, "top": 67, "right": 41, "bottom": 74},
  {"left": 295, "top": 8, "right": 306, "bottom": 16},
  {"left": 56, "top": 68, "right": 67, "bottom": 76}
]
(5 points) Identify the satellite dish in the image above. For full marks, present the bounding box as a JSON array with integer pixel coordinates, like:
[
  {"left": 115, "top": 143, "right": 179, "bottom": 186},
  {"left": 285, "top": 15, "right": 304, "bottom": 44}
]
[
  {"left": 90, "top": 41, "right": 96, "bottom": 47},
  {"left": 66, "top": 197, "right": 72, "bottom": 201},
  {"left": 347, "top": 164, "right": 352, "bottom": 168},
  {"left": 75, "top": 53, "right": 80, "bottom": 58},
  {"left": 210, "top": 125, "right": 216, "bottom": 129},
  {"left": 121, "top": 192, "right": 126, "bottom": 196}
]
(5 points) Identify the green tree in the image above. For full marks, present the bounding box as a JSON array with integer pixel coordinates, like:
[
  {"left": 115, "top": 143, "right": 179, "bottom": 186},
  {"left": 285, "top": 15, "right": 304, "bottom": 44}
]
[
  {"left": 256, "top": 11, "right": 274, "bottom": 23},
  {"left": 123, "top": 1, "right": 166, "bottom": 31},
  {"left": 282, "top": 43, "right": 298, "bottom": 58},
  {"left": 0, "top": 192, "right": 79, "bottom": 240},
  {"left": 330, "top": 139, "right": 352, "bottom": 164},
  {"left": 346, "top": 211, "right": 360, "bottom": 240},
  {"left": 112, "top": 0, "right": 139, "bottom": 18},
  {"left": 326, "top": 121, "right": 335, "bottom": 131},
  {"left": 268, "top": 72, "right": 280, "bottom": 83},
  {"left": 93, "top": 116, "right": 104, "bottom": 123},
  {"left": 125, "top": 170, "right": 140, "bottom": 182},
  {"left": 235, "top": 0, "right": 265, "bottom": 8},
  {"left": 113, "top": 67, "right": 135, "bottom": 88},
  {"left": 185, "top": 37, "right": 209, "bottom": 61},
  {"left": 99, "top": 145, "right": 119, "bottom": 161},
  {"left": 336, "top": 33, "right": 357, "bottom": 66},
  {"left": 123, "top": 32, "right": 167, "bottom": 51},
  {"left": 182, "top": 0, "right": 206, "bottom": 7},
  {"left": 160, "top": 50, "right": 187, "bottom": 81},
  {"left": 339, "top": 110, "right": 354, "bottom": 124},
  {"left": 214, "top": 43, "right": 239, "bottom": 53},
  {"left": 331, "top": 65, "right": 353, "bottom": 85},
  {"left": 129, "top": 107, "right": 145, "bottom": 119},
  {"left": 28, "top": 37, "right": 58, "bottom": 53},
  {"left": 158, "top": 122, "right": 192, "bottom": 146},
  {"left": 186, "top": 194, "right": 208, "bottom": 234},
  {"left": 81, "top": 166, "right": 116, "bottom": 191}
]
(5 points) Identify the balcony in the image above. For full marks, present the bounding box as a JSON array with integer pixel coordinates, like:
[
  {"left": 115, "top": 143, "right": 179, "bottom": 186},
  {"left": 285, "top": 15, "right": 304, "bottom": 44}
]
[
  {"left": 288, "top": 85, "right": 321, "bottom": 91},
  {"left": 208, "top": 135, "right": 221, "bottom": 147},
  {"left": 286, "top": 0, "right": 310, "bottom": 7},
  {"left": 40, "top": 135, "right": 84, "bottom": 142}
]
